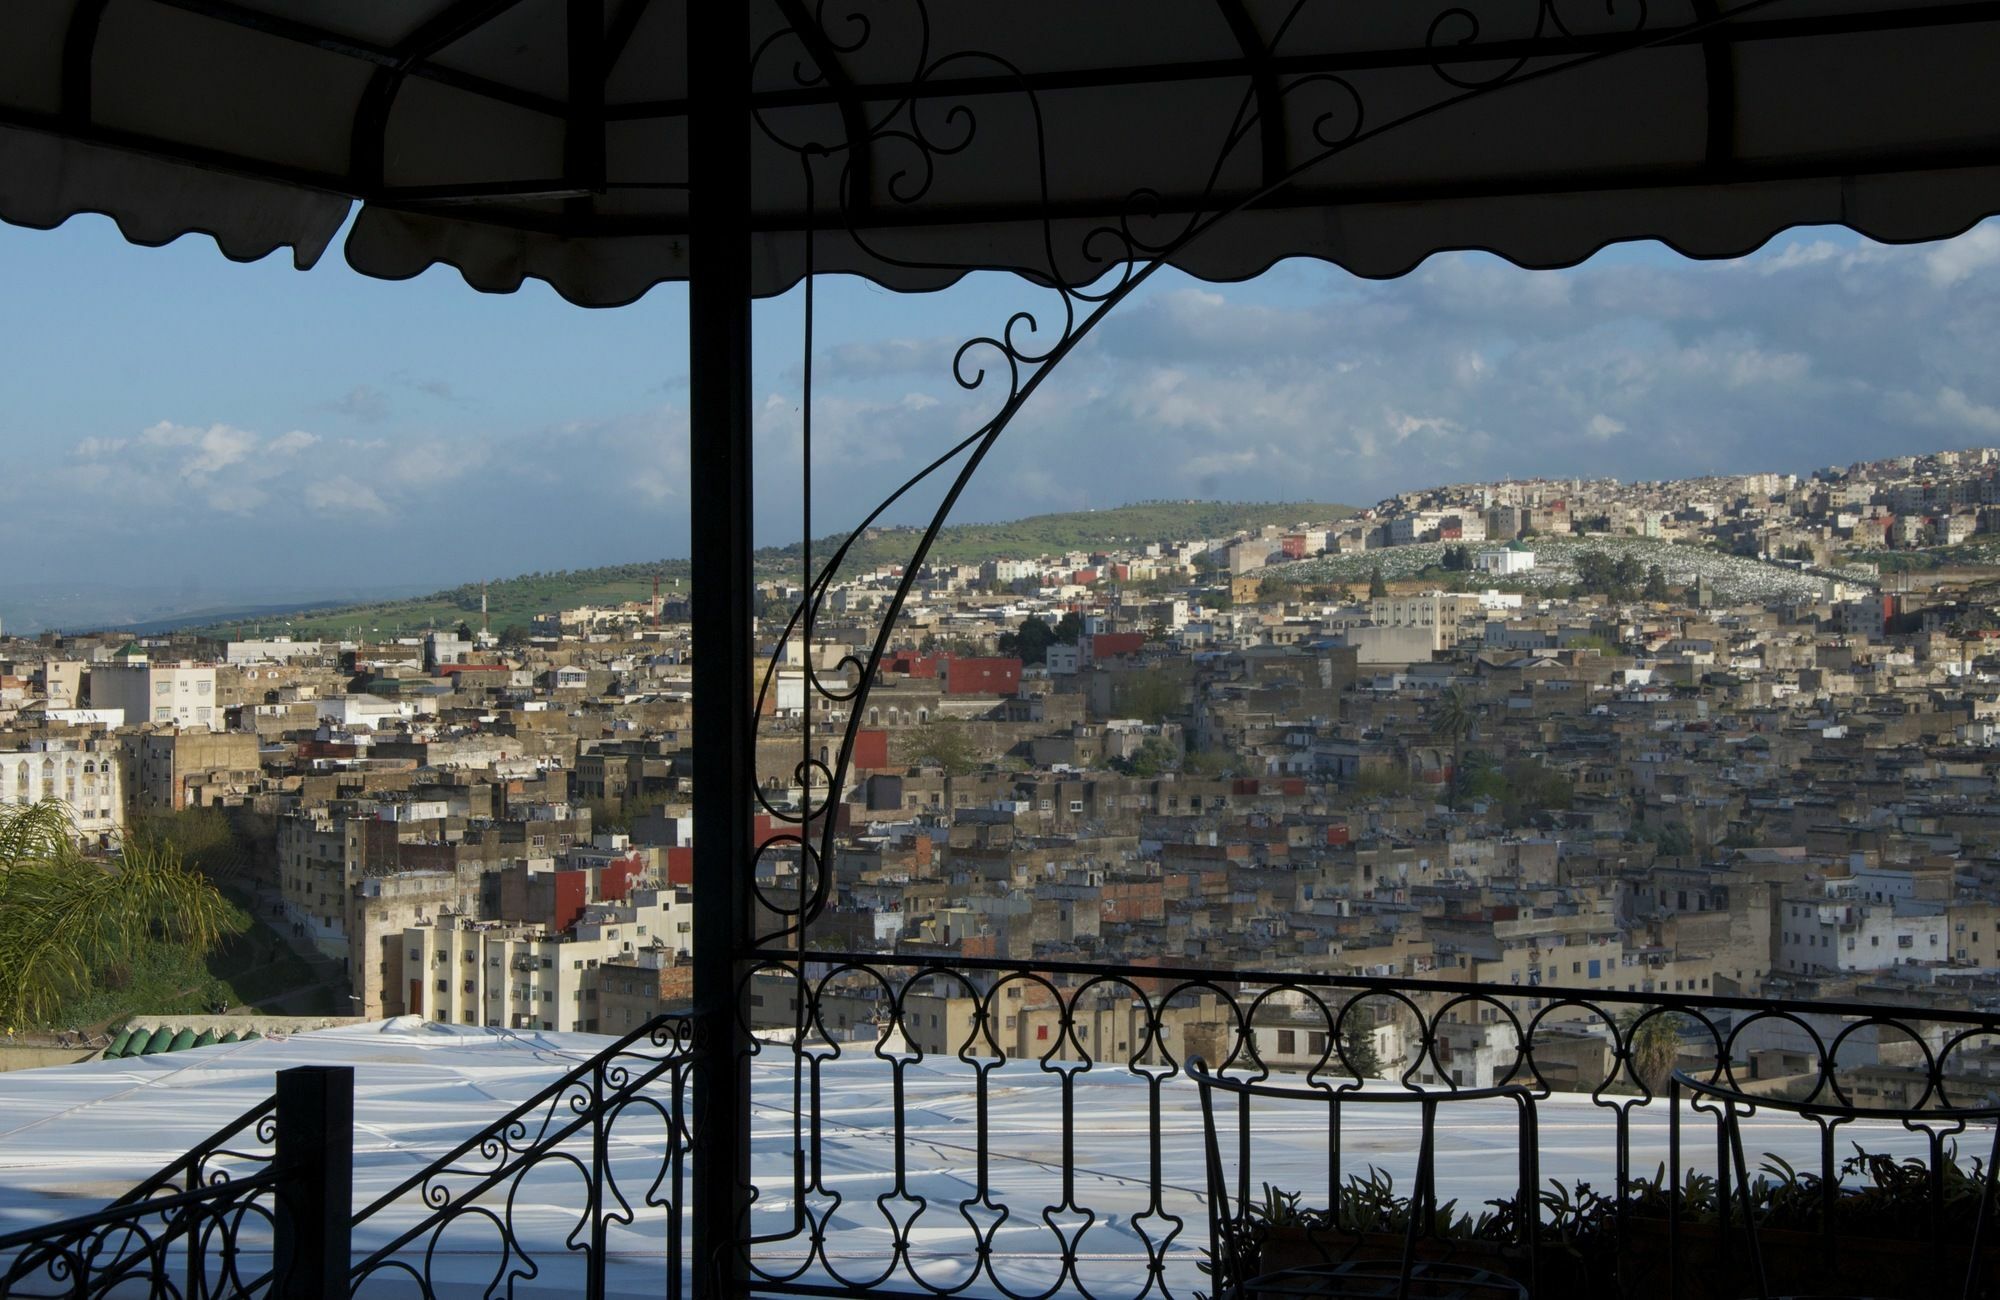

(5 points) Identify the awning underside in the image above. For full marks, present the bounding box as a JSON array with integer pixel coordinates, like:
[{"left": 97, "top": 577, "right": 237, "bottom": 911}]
[{"left": 5, "top": 0, "right": 2000, "bottom": 303}]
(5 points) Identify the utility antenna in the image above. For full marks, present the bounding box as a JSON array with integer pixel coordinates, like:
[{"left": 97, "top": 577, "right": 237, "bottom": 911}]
[{"left": 482, "top": 580, "right": 490, "bottom": 635}]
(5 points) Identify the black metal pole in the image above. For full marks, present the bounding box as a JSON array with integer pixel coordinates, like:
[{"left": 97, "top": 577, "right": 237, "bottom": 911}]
[
  {"left": 688, "top": 2, "right": 754, "bottom": 1297},
  {"left": 273, "top": 1065, "right": 353, "bottom": 1298}
]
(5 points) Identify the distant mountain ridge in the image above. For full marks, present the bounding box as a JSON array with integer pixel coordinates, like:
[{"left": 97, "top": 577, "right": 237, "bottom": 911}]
[{"left": 156, "top": 501, "right": 1353, "bottom": 639}]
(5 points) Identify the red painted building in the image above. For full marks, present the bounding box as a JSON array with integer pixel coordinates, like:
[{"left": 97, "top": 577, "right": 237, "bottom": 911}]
[
  {"left": 940, "top": 656, "right": 1022, "bottom": 695},
  {"left": 850, "top": 728, "right": 890, "bottom": 771},
  {"left": 882, "top": 651, "right": 940, "bottom": 678},
  {"left": 1087, "top": 632, "right": 1146, "bottom": 662}
]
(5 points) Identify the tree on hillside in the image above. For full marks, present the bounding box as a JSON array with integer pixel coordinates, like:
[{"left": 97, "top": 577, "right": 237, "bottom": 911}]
[
  {"left": 1338, "top": 1014, "right": 1384, "bottom": 1081},
  {"left": 1620, "top": 1008, "right": 1690, "bottom": 1094},
  {"left": 1430, "top": 685, "right": 1477, "bottom": 807},
  {"left": 1368, "top": 566, "right": 1387, "bottom": 599},
  {"left": 498, "top": 624, "right": 531, "bottom": 649},
  {"left": 897, "top": 719, "right": 982, "bottom": 776},
  {"left": 0, "top": 804, "right": 227, "bottom": 1027},
  {"left": 1124, "top": 736, "right": 1182, "bottom": 777},
  {"left": 998, "top": 616, "right": 1056, "bottom": 664},
  {"left": 1642, "top": 565, "right": 1670, "bottom": 602}
]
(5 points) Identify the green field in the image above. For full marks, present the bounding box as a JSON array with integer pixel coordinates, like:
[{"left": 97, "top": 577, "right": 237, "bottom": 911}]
[{"left": 205, "top": 501, "right": 1353, "bottom": 639}]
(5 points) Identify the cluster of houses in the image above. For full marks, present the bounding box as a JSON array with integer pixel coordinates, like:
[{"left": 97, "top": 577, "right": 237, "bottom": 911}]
[{"left": 7, "top": 450, "right": 2000, "bottom": 1096}]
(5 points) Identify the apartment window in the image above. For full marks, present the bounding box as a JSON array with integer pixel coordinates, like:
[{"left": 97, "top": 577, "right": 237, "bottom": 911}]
[
  {"left": 1898, "top": 935, "right": 1914, "bottom": 949},
  {"left": 1277, "top": 1030, "right": 1296, "bottom": 1055},
  {"left": 434, "top": 979, "right": 447, "bottom": 992},
  {"left": 1036, "top": 1025, "right": 1049, "bottom": 1041},
  {"left": 1309, "top": 1032, "right": 1328, "bottom": 1056},
  {"left": 409, "top": 948, "right": 421, "bottom": 961}
]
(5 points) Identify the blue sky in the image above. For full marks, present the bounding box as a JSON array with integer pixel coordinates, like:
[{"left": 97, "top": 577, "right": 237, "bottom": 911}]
[{"left": 4, "top": 211, "right": 2000, "bottom": 619}]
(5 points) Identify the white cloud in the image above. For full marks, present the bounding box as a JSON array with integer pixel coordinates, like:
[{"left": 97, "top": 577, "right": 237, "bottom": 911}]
[
  {"left": 1926, "top": 224, "right": 2000, "bottom": 287},
  {"left": 305, "top": 476, "right": 389, "bottom": 515}
]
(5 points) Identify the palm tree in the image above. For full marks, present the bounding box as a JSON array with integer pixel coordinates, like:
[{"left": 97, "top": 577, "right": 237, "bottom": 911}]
[
  {"left": 1621, "top": 1008, "right": 1689, "bottom": 1094},
  {"left": 0, "top": 803, "right": 227, "bottom": 1028},
  {"left": 1431, "top": 685, "right": 1476, "bottom": 805}
]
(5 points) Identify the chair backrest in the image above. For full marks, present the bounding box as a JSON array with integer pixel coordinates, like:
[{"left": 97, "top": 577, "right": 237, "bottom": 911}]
[
  {"left": 1668, "top": 1069, "right": 2000, "bottom": 1300},
  {"left": 1188, "top": 1057, "right": 1540, "bottom": 1299}
]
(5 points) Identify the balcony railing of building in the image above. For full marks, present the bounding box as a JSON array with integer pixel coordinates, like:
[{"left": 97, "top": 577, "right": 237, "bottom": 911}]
[{"left": 3, "top": 968, "right": 1997, "bottom": 1300}]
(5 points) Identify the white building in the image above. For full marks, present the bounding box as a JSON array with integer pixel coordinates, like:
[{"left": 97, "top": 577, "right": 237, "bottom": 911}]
[
  {"left": 315, "top": 694, "right": 433, "bottom": 728},
  {"left": 1045, "top": 643, "right": 1082, "bottom": 675},
  {"left": 1475, "top": 547, "right": 1535, "bottom": 575},
  {"left": 0, "top": 740, "right": 123, "bottom": 842},
  {"left": 89, "top": 653, "right": 218, "bottom": 728},
  {"left": 225, "top": 638, "right": 324, "bottom": 665}
]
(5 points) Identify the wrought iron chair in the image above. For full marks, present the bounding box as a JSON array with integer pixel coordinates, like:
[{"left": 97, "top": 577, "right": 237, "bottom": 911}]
[
  {"left": 1190, "top": 1057, "right": 1540, "bottom": 1300},
  {"left": 1667, "top": 1068, "right": 2000, "bottom": 1300}
]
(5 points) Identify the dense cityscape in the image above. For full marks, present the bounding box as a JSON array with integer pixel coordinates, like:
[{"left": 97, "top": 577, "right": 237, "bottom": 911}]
[{"left": 4, "top": 446, "right": 1999, "bottom": 1096}]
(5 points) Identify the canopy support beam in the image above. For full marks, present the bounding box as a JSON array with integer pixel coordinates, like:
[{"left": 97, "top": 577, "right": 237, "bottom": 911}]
[
  {"left": 1215, "top": 0, "right": 1286, "bottom": 189},
  {"left": 688, "top": 2, "right": 754, "bottom": 1298}
]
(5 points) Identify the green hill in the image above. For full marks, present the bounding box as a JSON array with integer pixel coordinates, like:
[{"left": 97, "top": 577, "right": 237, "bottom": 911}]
[
  {"left": 760, "top": 500, "right": 1355, "bottom": 575},
  {"left": 199, "top": 500, "right": 1353, "bottom": 639}
]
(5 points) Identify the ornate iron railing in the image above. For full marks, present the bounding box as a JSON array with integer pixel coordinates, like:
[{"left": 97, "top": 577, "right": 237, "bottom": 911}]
[
  {"left": 0, "top": 1070, "right": 345, "bottom": 1300},
  {"left": 2, "top": 974, "right": 1992, "bottom": 1299},
  {"left": 732, "top": 950, "right": 2000, "bottom": 1300},
  {"left": 346, "top": 1013, "right": 696, "bottom": 1300},
  {"left": 0, "top": 1094, "right": 276, "bottom": 1299}
]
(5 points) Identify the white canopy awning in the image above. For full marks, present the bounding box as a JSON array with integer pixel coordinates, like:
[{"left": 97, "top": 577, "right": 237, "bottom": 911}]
[{"left": 5, "top": 0, "right": 2000, "bottom": 304}]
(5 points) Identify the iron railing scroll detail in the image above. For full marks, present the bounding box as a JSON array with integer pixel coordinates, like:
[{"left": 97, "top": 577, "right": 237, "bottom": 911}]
[
  {"left": 0, "top": 1068, "right": 348, "bottom": 1300},
  {"left": 346, "top": 1013, "right": 696, "bottom": 1300}
]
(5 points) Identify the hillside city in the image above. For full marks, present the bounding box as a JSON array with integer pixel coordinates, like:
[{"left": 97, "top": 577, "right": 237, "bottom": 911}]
[{"left": 10, "top": 445, "right": 2000, "bottom": 1090}]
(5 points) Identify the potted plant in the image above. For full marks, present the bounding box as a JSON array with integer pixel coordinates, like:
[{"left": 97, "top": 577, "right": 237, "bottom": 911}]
[
  {"left": 1205, "top": 1145, "right": 1996, "bottom": 1300},
  {"left": 1612, "top": 1146, "right": 2000, "bottom": 1300}
]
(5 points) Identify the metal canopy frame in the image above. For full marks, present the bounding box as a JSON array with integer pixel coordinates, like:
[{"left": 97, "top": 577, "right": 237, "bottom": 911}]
[{"left": 13, "top": 1, "right": 2000, "bottom": 230}]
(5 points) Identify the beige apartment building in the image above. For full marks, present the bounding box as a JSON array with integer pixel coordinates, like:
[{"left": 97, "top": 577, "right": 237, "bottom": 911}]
[{"left": 400, "top": 886, "right": 692, "bottom": 1031}]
